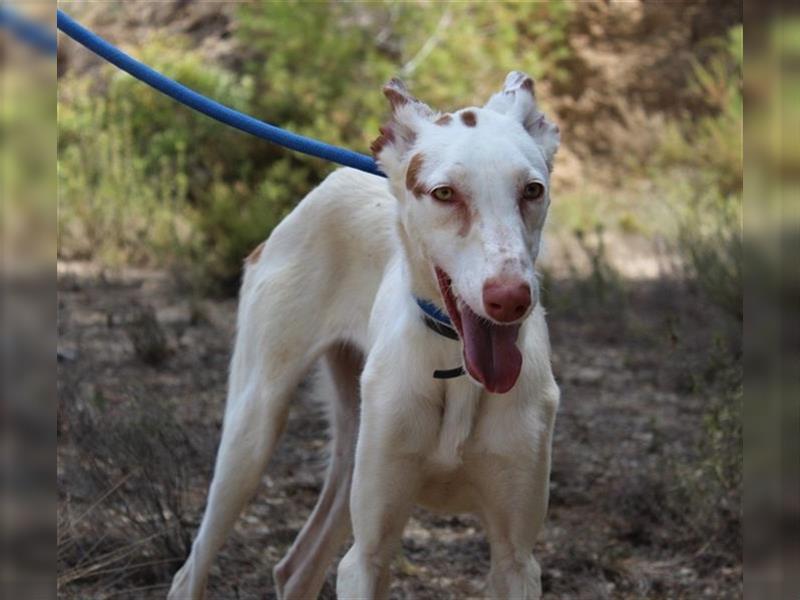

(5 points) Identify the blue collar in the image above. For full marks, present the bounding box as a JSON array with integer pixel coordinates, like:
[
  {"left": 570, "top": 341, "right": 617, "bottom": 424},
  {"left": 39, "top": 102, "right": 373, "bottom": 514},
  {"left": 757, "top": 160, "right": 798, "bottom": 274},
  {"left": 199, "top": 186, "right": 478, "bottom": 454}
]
[
  {"left": 414, "top": 297, "right": 464, "bottom": 380},
  {"left": 415, "top": 297, "right": 453, "bottom": 327},
  {"left": 414, "top": 296, "right": 464, "bottom": 379}
]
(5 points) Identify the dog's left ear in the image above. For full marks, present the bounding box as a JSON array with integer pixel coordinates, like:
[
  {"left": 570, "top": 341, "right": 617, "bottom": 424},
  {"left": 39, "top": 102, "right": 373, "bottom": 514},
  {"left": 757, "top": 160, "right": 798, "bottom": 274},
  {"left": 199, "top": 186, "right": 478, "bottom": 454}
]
[
  {"left": 371, "top": 78, "right": 435, "bottom": 178},
  {"left": 485, "top": 71, "right": 560, "bottom": 171}
]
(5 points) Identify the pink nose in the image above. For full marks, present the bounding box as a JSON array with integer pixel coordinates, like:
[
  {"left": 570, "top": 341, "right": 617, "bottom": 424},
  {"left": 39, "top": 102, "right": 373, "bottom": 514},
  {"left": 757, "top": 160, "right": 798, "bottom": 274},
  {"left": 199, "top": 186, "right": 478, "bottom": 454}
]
[{"left": 483, "top": 279, "right": 532, "bottom": 323}]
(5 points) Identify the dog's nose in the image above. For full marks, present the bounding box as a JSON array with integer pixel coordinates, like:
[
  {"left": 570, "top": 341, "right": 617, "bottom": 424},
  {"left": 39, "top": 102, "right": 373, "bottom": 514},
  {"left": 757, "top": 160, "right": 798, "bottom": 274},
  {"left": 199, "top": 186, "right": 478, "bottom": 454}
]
[{"left": 483, "top": 279, "right": 532, "bottom": 323}]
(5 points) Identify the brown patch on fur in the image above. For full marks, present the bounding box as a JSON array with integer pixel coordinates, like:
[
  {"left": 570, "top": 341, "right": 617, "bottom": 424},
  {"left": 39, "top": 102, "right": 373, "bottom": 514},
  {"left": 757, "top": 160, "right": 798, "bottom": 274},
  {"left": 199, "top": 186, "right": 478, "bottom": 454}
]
[
  {"left": 435, "top": 114, "right": 453, "bottom": 126},
  {"left": 505, "top": 72, "right": 535, "bottom": 95},
  {"left": 460, "top": 111, "right": 477, "bottom": 127},
  {"left": 446, "top": 192, "right": 474, "bottom": 237},
  {"left": 438, "top": 187, "right": 474, "bottom": 237},
  {"left": 456, "top": 202, "right": 473, "bottom": 237},
  {"left": 521, "top": 77, "right": 534, "bottom": 93},
  {"left": 383, "top": 78, "right": 433, "bottom": 117},
  {"left": 245, "top": 241, "right": 265, "bottom": 265},
  {"left": 383, "top": 87, "right": 409, "bottom": 110},
  {"left": 370, "top": 124, "right": 395, "bottom": 157},
  {"left": 405, "top": 153, "right": 426, "bottom": 197}
]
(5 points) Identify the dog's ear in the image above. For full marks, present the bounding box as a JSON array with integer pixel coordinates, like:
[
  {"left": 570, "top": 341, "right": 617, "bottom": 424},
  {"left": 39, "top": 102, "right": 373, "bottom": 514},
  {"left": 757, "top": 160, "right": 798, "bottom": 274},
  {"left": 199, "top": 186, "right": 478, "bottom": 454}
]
[
  {"left": 485, "top": 71, "right": 560, "bottom": 171},
  {"left": 371, "top": 78, "right": 434, "bottom": 178}
]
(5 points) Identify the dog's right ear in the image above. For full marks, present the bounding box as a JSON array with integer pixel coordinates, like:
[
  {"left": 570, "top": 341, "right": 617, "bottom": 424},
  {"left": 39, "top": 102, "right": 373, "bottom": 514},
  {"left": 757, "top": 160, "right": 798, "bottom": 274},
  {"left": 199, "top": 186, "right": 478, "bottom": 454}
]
[
  {"left": 484, "top": 71, "right": 560, "bottom": 171},
  {"left": 371, "top": 78, "right": 434, "bottom": 179}
]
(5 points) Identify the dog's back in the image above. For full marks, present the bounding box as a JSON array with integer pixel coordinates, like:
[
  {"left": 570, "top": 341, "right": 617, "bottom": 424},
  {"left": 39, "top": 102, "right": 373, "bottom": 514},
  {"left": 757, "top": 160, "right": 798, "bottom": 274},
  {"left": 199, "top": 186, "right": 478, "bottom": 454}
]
[{"left": 240, "top": 168, "right": 395, "bottom": 355}]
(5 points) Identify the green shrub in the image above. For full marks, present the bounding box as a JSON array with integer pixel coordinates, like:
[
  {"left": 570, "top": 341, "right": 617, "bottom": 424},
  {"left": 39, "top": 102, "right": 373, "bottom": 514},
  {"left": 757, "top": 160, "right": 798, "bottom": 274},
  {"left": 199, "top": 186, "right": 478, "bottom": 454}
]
[
  {"left": 58, "top": 37, "right": 278, "bottom": 293},
  {"left": 656, "top": 26, "right": 743, "bottom": 321},
  {"left": 58, "top": 99, "right": 192, "bottom": 267}
]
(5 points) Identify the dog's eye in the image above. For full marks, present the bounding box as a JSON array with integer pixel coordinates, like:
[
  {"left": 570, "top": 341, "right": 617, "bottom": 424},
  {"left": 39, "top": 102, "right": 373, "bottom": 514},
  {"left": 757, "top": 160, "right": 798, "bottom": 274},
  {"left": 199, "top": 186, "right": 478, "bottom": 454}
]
[
  {"left": 431, "top": 187, "right": 455, "bottom": 202},
  {"left": 522, "top": 182, "right": 545, "bottom": 201}
]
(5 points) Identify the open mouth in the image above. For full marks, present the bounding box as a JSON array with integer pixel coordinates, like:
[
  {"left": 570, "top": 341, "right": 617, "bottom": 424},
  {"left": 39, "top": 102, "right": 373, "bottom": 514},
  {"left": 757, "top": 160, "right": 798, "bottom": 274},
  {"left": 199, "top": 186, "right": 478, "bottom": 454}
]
[{"left": 435, "top": 268, "right": 523, "bottom": 394}]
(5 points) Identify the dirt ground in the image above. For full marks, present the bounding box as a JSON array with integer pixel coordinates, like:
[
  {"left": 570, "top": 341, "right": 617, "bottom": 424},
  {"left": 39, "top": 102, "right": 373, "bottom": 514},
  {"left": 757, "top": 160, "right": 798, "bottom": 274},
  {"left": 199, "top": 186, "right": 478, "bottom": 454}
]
[{"left": 56, "top": 259, "right": 741, "bottom": 599}]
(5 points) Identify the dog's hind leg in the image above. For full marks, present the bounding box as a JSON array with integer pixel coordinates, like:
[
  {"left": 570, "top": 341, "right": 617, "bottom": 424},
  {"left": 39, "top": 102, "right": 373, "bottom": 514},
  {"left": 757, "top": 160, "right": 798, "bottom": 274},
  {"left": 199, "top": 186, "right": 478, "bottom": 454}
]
[
  {"left": 168, "top": 279, "right": 326, "bottom": 600},
  {"left": 273, "top": 343, "right": 363, "bottom": 600}
]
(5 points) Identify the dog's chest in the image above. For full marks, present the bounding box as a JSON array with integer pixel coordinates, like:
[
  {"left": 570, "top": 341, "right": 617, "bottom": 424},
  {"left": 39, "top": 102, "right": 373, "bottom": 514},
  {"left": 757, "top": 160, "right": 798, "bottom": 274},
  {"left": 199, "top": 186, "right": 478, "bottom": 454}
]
[
  {"left": 417, "top": 382, "right": 496, "bottom": 513},
  {"left": 427, "top": 377, "right": 483, "bottom": 470}
]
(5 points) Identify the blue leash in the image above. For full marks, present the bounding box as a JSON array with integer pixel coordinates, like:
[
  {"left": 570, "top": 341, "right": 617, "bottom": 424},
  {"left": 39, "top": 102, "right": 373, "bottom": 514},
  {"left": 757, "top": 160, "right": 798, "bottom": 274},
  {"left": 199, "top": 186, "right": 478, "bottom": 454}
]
[
  {"left": 54, "top": 9, "right": 385, "bottom": 178},
  {"left": 1, "top": 8, "right": 383, "bottom": 174},
  {"left": 0, "top": 6, "right": 57, "bottom": 56}
]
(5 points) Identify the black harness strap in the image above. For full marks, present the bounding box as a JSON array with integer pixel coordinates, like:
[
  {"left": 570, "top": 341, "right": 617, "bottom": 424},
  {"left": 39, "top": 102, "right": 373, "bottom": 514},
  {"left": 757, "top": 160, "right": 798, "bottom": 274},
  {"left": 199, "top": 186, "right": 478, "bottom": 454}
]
[
  {"left": 433, "top": 366, "right": 466, "bottom": 379},
  {"left": 420, "top": 315, "right": 465, "bottom": 379}
]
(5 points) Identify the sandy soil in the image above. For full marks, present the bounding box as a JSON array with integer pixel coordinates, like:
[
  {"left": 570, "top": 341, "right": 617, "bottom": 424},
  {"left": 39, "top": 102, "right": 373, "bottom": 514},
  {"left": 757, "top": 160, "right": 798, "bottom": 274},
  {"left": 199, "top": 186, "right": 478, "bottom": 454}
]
[{"left": 57, "top": 261, "right": 741, "bottom": 599}]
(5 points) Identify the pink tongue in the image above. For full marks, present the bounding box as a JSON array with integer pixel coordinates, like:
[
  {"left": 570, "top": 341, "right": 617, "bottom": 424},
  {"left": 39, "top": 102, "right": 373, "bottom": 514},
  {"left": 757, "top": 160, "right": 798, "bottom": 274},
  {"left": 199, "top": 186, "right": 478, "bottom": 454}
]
[{"left": 460, "top": 304, "right": 522, "bottom": 394}]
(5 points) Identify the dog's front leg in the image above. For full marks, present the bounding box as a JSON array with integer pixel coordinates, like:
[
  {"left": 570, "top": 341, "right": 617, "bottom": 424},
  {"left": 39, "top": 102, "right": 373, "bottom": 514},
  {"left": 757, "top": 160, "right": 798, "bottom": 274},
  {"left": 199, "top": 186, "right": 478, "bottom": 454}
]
[
  {"left": 477, "top": 387, "right": 558, "bottom": 600},
  {"left": 336, "top": 344, "right": 439, "bottom": 600},
  {"left": 479, "top": 459, "right": 549, "bottom": 600}
]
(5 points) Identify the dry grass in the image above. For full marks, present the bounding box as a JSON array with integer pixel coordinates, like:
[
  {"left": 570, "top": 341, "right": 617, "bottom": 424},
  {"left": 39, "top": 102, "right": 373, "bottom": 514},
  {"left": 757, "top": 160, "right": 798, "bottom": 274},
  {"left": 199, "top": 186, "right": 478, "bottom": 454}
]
[{"left": 57, "top": 376, "right": 212, "bottom": 598}]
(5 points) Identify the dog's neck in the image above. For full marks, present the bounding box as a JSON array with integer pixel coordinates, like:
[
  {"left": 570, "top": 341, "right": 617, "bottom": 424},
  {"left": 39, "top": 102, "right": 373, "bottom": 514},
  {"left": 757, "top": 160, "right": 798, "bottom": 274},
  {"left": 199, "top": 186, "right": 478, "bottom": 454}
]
[{"left": 395, "top": 219, "right": 442, "bottom": 307}]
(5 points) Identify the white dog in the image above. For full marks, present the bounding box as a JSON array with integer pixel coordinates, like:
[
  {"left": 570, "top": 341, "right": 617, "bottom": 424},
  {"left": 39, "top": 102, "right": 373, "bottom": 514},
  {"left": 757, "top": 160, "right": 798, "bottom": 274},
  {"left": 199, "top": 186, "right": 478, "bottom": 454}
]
[{"left": 168, "top": 71, "right": 561, "bottom": 600}]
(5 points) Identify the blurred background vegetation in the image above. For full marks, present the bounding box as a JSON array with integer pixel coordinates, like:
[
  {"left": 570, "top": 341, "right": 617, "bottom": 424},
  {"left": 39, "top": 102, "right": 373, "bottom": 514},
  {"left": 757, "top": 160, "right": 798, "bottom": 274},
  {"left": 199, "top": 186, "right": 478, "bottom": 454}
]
[
  {"left": 56, "top": 1, "right": 744, "bottom": 596},
  {"left": 58, "top": 1, "right": 741, "bottom": 302}
]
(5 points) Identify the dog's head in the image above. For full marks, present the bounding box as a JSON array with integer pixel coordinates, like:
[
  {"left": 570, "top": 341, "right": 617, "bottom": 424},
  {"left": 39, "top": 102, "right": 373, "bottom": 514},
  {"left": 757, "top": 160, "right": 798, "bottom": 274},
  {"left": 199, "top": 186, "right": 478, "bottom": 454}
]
[{"left": 372, "top": 72, "right": 560, "bottom": 394}]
